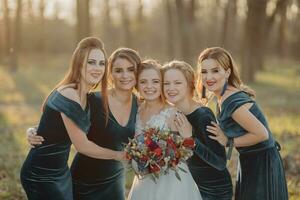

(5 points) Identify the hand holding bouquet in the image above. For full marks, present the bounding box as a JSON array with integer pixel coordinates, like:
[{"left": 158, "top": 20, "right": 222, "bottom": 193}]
[{"left": 125, "top": 127, "right": 195, "bottom": 182}]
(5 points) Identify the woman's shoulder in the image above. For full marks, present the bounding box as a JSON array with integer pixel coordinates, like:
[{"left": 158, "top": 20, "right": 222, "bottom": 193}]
[
  {"left": 188, "top": 106, "right": 215, "bottom": 122},
  {"left": 57, "top": 86, "right": 81, "bottom": 105},
  {"left": 222, "top": 90, "right": 253, "bottom": 106},
  {"left": 220, "top": 90, "right": 255, "bottom": 117}
]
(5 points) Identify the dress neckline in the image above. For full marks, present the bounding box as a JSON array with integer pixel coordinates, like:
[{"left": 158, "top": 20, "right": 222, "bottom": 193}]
[
  {"left": 136, "top": 106, "right": 173, "bottom": 130},
  {"left": 109, "top": 95, "right": 135, "bottom": 128}
]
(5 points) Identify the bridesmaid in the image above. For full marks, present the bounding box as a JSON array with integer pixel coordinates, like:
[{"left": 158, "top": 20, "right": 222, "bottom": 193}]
[
  {"left": 26, "top": 47, "right": 142, "bottom": 199},
  {"left": 20, "top": 37, "right": 125, "bottom": 200},
  {"left": 162, "top": 60, "right": 233, "bottom": 200},
  {"left": 198, "top": 47, "right": 288, "bottom": 200},
  {"left": 70, "top": 47, "right": 141, "bottom": 200}
]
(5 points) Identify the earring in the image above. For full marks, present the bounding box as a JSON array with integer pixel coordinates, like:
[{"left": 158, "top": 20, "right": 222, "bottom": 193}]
[
  {"left": 220, "top": 81, "right": 228, "bottom": 97},
  {"left": 201, "top": 85, "right": 206, "bottom": 99}
]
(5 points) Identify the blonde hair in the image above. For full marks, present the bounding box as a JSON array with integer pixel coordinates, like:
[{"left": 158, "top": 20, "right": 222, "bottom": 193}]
[
  {"left": 197, "top": 47, "right": 255, "bottom": 100},
  {"left": 42, "top": 37, "right": 108, "bottom": 111},
  {"left": 137, "top": 59, "right": 165, "bottom": 102},
  {"left": 162, "top": 60, "right": 197, "bottom": 97}
]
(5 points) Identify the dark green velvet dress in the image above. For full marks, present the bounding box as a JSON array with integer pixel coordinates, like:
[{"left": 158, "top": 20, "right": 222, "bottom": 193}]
[
  {"left": 186, "top": 107, "right": 233, "bottom": 200},
  {"left": 20, "top": 90, "right": 90, "bottom": 200},
  {"left": 218, "top": 91, "right": 288, "bottom": 200},
  {"left": 70, "top": 92, "right": 138, "bottom": 200}
]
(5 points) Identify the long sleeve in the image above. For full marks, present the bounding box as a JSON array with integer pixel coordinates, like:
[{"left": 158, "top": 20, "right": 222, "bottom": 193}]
[{"left": 188, "top": 107, "right": 227, "bottom": 171}]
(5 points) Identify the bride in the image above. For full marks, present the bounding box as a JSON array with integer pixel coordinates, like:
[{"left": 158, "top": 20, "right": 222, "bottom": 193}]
[{"left": 127, "top": 60, "right": 202, "bottom": 200}]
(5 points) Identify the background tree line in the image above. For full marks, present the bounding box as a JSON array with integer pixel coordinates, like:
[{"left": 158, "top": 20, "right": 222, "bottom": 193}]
[{"left": 0, "top": 0, "right": 299, "bottom": 82}]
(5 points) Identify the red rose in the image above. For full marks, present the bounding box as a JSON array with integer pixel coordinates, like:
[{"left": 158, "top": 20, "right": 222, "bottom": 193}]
[
  {"left": 183, "top": 138, "right": 195, "bottom": 148},
  {"left": 145, "top": 138, "right": 152, "bottom": 146},
  {"left": 141, "top": 155, "right": 149, "bottom": 162},
  {"left": 167, "top": 138, "right": 177, "bottom": 149},
  {"left": 149, "top": 141, "right": 159, "bottom": 151},
  {"left": 153, "top": 148, "right": 162, "bottom": 157}
]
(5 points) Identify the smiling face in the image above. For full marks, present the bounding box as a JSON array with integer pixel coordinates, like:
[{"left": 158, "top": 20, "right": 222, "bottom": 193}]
[
  {"left": 163, "top": 69, "right": 189, "bottom": 104},
  {"left": 81, "top": 48, "right": 106, "bottom": 86},
  {"left": 138, "top": 68, "right": 162, "bottom": 101},
  {"left": 200, "top": 58, "right": 230, "bottom": 95},
  {"left": 111, "top": 57, "right": 136, "bottom": 91}
]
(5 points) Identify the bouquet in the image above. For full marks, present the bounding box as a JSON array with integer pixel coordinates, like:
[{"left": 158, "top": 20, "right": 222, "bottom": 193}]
[{"left": 124, "top": 127, "right": 195, "bottom": 182}]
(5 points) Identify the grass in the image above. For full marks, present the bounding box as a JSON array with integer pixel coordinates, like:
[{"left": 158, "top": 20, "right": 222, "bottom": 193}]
[{"left": 0, "top": 55, "right": 299, "bottom": 199}]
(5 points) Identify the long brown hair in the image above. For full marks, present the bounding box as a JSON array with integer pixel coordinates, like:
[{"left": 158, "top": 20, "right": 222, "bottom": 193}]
[
  {"left": 105, "top": 47, "right": 141, "bottom": 124},
  {"left": 197, "top": 47, "right": 255, "bottom": 101},
  {"left": 42, "top": 37, "right": 108, "bottom": 113}
]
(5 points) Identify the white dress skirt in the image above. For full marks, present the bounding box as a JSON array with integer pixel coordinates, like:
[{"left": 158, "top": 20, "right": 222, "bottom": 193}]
[{"left": 127, "top": 107, "right": 202, "bottom": 200}]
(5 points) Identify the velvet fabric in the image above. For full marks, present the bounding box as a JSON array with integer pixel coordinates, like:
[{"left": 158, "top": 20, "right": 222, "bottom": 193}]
[
  {"left": 186, "top": 107, "right": 233, "bottom": 200},
  {"left": 218, "top": 91, "right": 288, "bottom": 200},
  {"left": 71, "top": 92, "right": 138, "bottom": 200},
  {"left": 20, "top": 90, "right": 90, "bottom": 200}
]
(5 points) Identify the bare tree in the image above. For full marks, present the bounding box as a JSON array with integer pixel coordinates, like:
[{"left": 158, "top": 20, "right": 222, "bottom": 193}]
[
  {"left": 77, "top": 0, "right": 91, "bottom": 41},
  {"left": 102, "top": 0, "right": 112, "bottom": 32},
  {"left": 3, "top": 0, "right": 11, "bottom": 56},
  {"left": 241, "top": 0, "right": 267, "bottom": 82},
  {"left": 53, "top": 0, "right": 61, "bottom": 20},
  {"left": 10, "top": 0, "right": 23, "bottom": 72},
  {"left": 277, "top": 0, "right": 289, "bottom": 57},
  {"left": 220, "top": 0, "right": 237, "bottom": 49},
  {"left": 37, "top": 0, "right": 45, "bottom": 53},
  {"left": 120, "top": 1, "right": 131, "bottom": 47},
  {"left": 100, "top": 0, "right": 113, "bottom": 47},
  {"left": 175, "top": 0, "right": 192, "bottom": 63},
  {"left": 296, "top": 0, "right": 300, "bottom": 59},
  {"left": 27, "top": 0, "right": 34, "bottom": 21},
  {"left": 136, "top": 0, "right": 144, "bottom": 26},
  {"left": 0, "top": 2, "right": 3, "bottom": 60},
  {"left": 165, "top": 0, "right": 174, "bottom": 59}
]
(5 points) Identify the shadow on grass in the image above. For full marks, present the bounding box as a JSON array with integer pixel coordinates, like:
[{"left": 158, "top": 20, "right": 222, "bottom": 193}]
[
  {"left": 11, "top": 71, "right": 45, "bottom": 107},
  {"left": 0, "top": 112, "right": 26, "bottom": 199}
]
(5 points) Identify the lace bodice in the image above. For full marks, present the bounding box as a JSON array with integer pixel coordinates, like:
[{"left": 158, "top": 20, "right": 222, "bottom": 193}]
[{"left": 135, "top": 107, "right": 174, "bottom": 136}]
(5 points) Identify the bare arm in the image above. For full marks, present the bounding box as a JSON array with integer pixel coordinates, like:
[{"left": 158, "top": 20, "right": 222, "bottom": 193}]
[
  {"left": 230, "top": 103, "right": 269, "bottom": 147},
  {"left": 61, "top": 113, "right": 124, "bottom": 161},
  {"left": 207, "top": 103, "right": 269, "bottom": 147}
]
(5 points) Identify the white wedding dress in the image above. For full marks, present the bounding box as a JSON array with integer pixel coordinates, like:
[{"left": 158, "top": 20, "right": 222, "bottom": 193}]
[{"left": 127, "top": 107, "right": 202, "bottom": 200}]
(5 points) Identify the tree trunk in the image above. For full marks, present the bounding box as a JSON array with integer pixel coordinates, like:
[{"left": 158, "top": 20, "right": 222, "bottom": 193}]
[
  {"left": 27, "top": 0, "right": 34, "bottom": 21},
  {"left": 120, "top": 1, "right": 131, "bottom": 47},
  {"left": 165, "top": 0, "right": 174, "bottom": 60},
  {"left": 136, "top": 0, "right": 144, "bottom": 26},
  {"left": 11, "top": 0, "right": 22, "bottom": 72},
  {"left": 220, "top": 0, "right": 237, "bottom": 49},
  {"left": 37, "top": 0, "right": 45, "bottom": 53},
  {"left": 175, "top": 0, "right": 192, "bottom": 63},
  {"left": 77, "top": 0, "right": 91, "bottom": 42},
  {"left": 241, "top": 0, "right": 267, "bottom": 83},
  {"left": 3, "top": 0, "right": 11, "bottom": 56},
  {"left": 101, "top": 0, "right": 113, "bottom": 46},
  {"left": 277, "top": 0, "right": 289, "bottom": 57},
  {"left": 296, "top": 0, "right": 300, "bottom": 59},
  {"left": 53, "top": 1, "right": 61, "bottom": 20}
]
